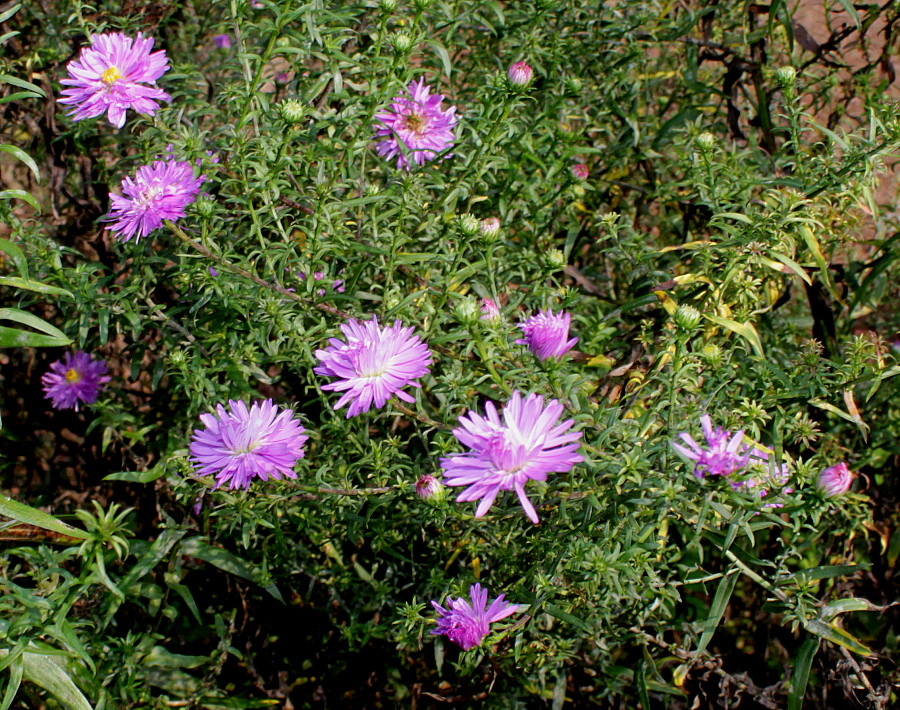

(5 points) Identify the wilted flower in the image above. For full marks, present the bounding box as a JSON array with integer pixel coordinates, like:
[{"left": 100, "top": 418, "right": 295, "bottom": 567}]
[
  {"left": 673, "top": 414, "right": 753, "bottom": 479},
  {"left": 416, "top": 474, "right": 444, "bottom": 500},
  {"left": 817, "top": 462, "right": 853, "bottom": 497},
  {"left": 431, "top": 583, "right": 521, "bottom": 650},
  {"left": 58, "top": 32, "right": 171, "bottom": 128},
  {"left": 516, "top": 309, "right": 577, "bottom": 361},
  {"left": 736, "top": 449, "right": 794, "bottom": 509},
  {"left": 374, "top": 79, "right": 458, "bottom": 170},
  {"left": 42, "top": 351, "right": 110, "bottom": 411},
  {"left": 314, "top": 317, "right": 432, "bottom": 417},
  {"left": 442, "top": 391, "right": 583, "bottom": 524},
  {"left": 571, "top": 163, "right": 589, "bottom": 180},
  {"left": 104, "top": 159, "right": 205, "bottom": 243},
  {"left": 507, "top": 61, "right": 533, "bottom": 87},
  {"left": 189, "top": 399, "right": 307, "bottom": 490},
  {"left": 213, "top": 34, "right": 232, "bottom": 49},
  {"left": 480, "top": 298, "right": 501, "bottom": 322}
]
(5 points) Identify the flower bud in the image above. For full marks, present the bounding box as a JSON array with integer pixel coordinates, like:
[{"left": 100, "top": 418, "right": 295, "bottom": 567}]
[
  {"left": 774, "top": 66, "right": 797, "bottom": 90},
  {"left": 480, "top": 217, "right": 501, "bottom": 242},
  {"left": 507, "top": 61, "right": 533, "bottom": 88},
  {"left": 412, "top": 0, "right": 432, "bottom": 9},
  {"left": 457, "top": 213, "right": 480, "bottom": 237},
  {"left": 454, "top": 298, "right": 479, "bottom": 324},
  {"left": 700, "top": 343, "right": 722, "bottom": 368},
  {"left": 544, "top": 249, "right": 566, "bottom": 271},
  {"left": 194, "top": 194, "right": 216, "bottom": 217},
  {"left": 378, "top": 0, "right": 398, "bottom": 11},
  {"left": 695, "top": 132, "right": 716, "bottom": 153},
  {"left": 480, "top": 298, "right": 501, "bottom": 322},
  {"left": 279, "top": 98, "right": 307, "bottom": 124},
  {"left": 168, "top": 349, "right": 187, "bottom": 367},
  {"left": 416, "top": 474, "right": 444, "bottom": 501},
  {"left": 213, "top": 34, "right": 232, "bottom": 50},
  {"left": 674, "top": 305, "right": 702, "bottom": 332},
  {"left": 571, "top": 163, "right": 589, "bottom": 180},
  {"left": 364, "top": 183, "right": 381, "bottom": 197},
  {"left": 564, "top": 76, "right": 583, "bottom": 94},
  {"left": 817, "top": 462, "right": 853, "bottom": 497},
  {"left": 389, "top": 32, "right": 414, "bottom": 54}
]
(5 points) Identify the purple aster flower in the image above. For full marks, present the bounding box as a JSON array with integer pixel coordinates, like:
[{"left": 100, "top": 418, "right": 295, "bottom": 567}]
[
  {"left": 441, "top": 391, "right": 583, "bottom": 524},
  {"left": 516, "top": 309, "right": 578, "bottom": 361},
  {"left": 374, "top": 78, "right": 458, "bottom": 170},
  {"left": 818, "top": 462, "right": 853, "bottom": 497},
  {"left": 314, "top": 316, "right": 432, "bottom": 418},
  {"left": 189, "top": 399, "right": 308, "bottom": 490},
  {"left": 213, "top": 34, "right": 232, "bottom": 49},
  {"left": 58, "top": 32, "right": 171, "bottom": 128},
  {"left": 673, "top": 414, "right": 753, "bottom": 479},
  {"left": 104, "top": 159, "right": 205, "bottom": 243},
  {"left": 507, "top": 61, "right": 533, "bottom": 87},
  {"left": 41, "top": 351, "right": 110, "bottom": 411},
  {"left": 480, "top": 298, "right": 501, "bottom": 322},
  {"left": 431, "top": 583, "right": 521, "bottom": 651}
]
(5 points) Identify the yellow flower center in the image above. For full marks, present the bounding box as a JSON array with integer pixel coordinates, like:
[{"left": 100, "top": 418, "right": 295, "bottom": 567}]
[
  {"left": 64, "top": 368, "right": 81, "bottom": 384},
  {"left": 101, "top": 66, "right": 123, "bottom": 85}
]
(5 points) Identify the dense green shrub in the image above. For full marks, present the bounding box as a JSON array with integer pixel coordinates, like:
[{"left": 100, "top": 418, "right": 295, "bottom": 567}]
[{"left": 1, "top": 1, "right": 898, "bottom": 707}]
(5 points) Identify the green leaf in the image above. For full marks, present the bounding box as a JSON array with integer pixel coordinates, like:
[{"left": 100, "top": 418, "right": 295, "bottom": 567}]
[
  {"left": 103, "top": 469, "right": 166, "bottom": 483},
  {"left": 784, "top": 564, "right": 866, "bottom": 584},
  {"left": 543, "top": 604, "right": 590, "bottom": 632},
  {"left": 703, "top": 314, "right": 763, "bottom": 357},
  {"left": 0, "top": 189, "right": 41, "bottom": 212},
  {"left": 0, "top": 145, "right": 39, "bottom": 182},
  {"left": 21, "top": 653, "right": 93, "bottom": 710},
  {"left": 819, "top": 597, "right": 892, "bottom": 620},
  {"left": 803, "top": 619, "right": 873, "bottom": 656},
  {"left": 0, "top": 276, "right": 71, "bottom": 297},
  {"left": 695, "top": 569, "right": 739, "bottom": 657},
  {"left": 179, "top": 537, "right": 284, "bottom": 602},
  {"left": 0, "top": 308, "right": 69, "bottom": 340},
  {"left": 0, "top": 655, "right": 23, "bottom": 710},
  {"left": 0, "top": 74, "right": 45, "bottom": 97},
  {"left": 788, "top": 636, "right": 820, "bottom": 710},
  {"left": 0, "top": 4, "right": 21, "bottom": 24},
  {"left": 0, "top": 325, "right": 71, "bottom": 348},
  {"left": 0, "top": 494, "right": 89, "bottom": 540}
]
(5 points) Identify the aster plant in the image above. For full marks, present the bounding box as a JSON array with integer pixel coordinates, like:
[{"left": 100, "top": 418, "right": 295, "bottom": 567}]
[
  {"left": 374, "top": 78, "right": 457, "bottom": 170},
  {"left": 104, "top": 159, "right": 205, "bottom": 243},
  {"left": 41, "top": 351, "right": 110, "bottom": 411},
  {"left": 189, "top": 399, "right": 308, "bottom": 490},
  {"left": 58, "top": 32, "right": 171, "bottom": 128},
  {"left": 314, "top": 316, "right": 432, "bottom": 418},
  {"left": 431, "top": 583, "right": 521, "bottom": 651},
  {"left": 442, "top": 391, "right": 583, "bottom": 524},
  {"left": 516, "top": 309, "right": 578, "bottom": 361}
]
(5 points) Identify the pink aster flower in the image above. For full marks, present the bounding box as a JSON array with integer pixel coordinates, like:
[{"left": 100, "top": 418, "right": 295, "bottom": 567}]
[
  {"left": 374, "top": 78, "right": 458, "bottom": 170},
  {"left": 213, "top": 34, "right": 232, "bottom": 49},
  {"left": 507, "top": 61, "right": 533, "bottom": 87},
  {"left": 189, "top": 399, "right": 307, "bottom": 490},
  {"left": 42, "top": 350, "right": 110, "bottom": 411},
  {"left": 516, "top": 309, "right": 577, "bottom": 361},
  {"left": 431, "top": 583, "right": 521, "bottom": 651},
  {"left": 416, "top": 474, "right": 444, "bottom": 500},
  {"left": 818, "top": 462, "right": 853, "bottom": 497},
  {"left": 58, "top": 32, "right": 171, "bottom": 128},
  {"left": 314, "top": 316, "right": 432, "bottom": 418},
  {"left": 104, "top": 159, "right": 205, "bottom": 243},
  {"left": 442, "top": 391, "right": 583, "bottom": 524},
  {"left": 480, "top": 217, "right": 501, "bottom": 240},
  {"left": 673, "top": 414, "right": 753, "bottom": 479}
]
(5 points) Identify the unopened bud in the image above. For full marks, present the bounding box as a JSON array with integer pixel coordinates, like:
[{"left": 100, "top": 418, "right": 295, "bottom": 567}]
[
  {"left": 674, "top": 305, "right": 702, "bottom": 332},
  {"left": 378, "top": 0, "right": 398, "bottom": 12},
  {"left": 279, "top": 98, "right": 307, "bottom": 124},
  {"left": 194, "top": 194, "right": 216, "bottom": 217},
  {"left": 454, "top": 298, "right": 479, "bottom": 324},
  {"left": 416, "top": 475, "right": 444, "bottom": 501},
  {"left": 480, "top": 298, "right": 501, "bottom": 322},
  {"left": 544, "top": 249, "right": 566, "bottom": 270},
  {"left": 564, "top": 76, "right": 583, "bottom": 94},
  {"left": 412, "top": 0, "right": 432, "bottom": 9},
  {"left": 817, "top": 462, "right": 853, "bottom": 497},
  {"left": 701, "top": 343, "right": 722, "bottom": 367},
  {"left": 389, "top": 32, "right": 414, "bottom": 54},
  {"left": 695, "top": 132, "right": 716, "bottom": 152},
  {"left": 480, "top": 217, "right": 501, "bottom": 242},
  {"left": 507, "top": 61, "right": 533, "bottom": 88},
  {"left": 571, "top": 163, "right": 589, "bottom": 180},
  {"left": 775, "top": 65, "right": 797, "bottom": 90},
  {"left": 457, "top": 213, "right": 480, "bottom": 237}
]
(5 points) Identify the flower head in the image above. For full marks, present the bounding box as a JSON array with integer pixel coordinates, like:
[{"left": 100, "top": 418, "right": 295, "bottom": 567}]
[
  {"left": 571, "top": 163, "right": 589, "bottom": 180},
  {"left": 673, "top": 414, "right": 753, "bottom": 479},
  {"left": 314, "top": 317, "right": 432, "bottom": 418},
  {"left": 818, "top": 462, "right": 853, "bottom": 497},
  {"left": 431, "top": 583, "right": 521, "bottom": 650},
  {"left": 374, "top": 79, "right": 457, "bottom": 170},
  {"left": 42, "top": 351, "right": 110, "bottom": 411},
  {"left": 189, "top": 399, "right": 307, "bottom": 490},
  {"left": 416, "top": 474, "right": 444, "bottom": 500},
  {"left": 507, "top": 61, "right": 533, "bottom": 87},
  {"left": 480, "top": 298, "right": 501, "bottom": 322},
  {"left": 58, "top": 32, "right": 171, "bottom": 128},
  {"left": 516, "top": 309, "right": 577, "bottom": 361},
  {"left": 213, "top": 34, "right": 232, "bottom": 49},
  {"left": 480, "top": 217, "right": 501, "bottom": 241},
  {"left": 105, "top": 159, "right": 205, "bottom": 243},
  {"left": 442, "top": 391, "right": 583, "bottom": 524}
]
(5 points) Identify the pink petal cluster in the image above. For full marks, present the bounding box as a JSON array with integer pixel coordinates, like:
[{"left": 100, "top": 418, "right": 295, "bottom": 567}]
[
  {"left": 105, "top": 159, "right": 206, "bottom": 243},
  {"left": 58, "top": 32, "right": 171, "bottom": 128},
  {"left": 431, "top": 583, "right": 521, "bottom": 650},
  {"left": 442, "top": 391, "right": 583, "bottom": 524},
  {"left": 507, "top": 61, "right": 533, "bottom": 87},
  {"left": 818, "top": 462, "right": 853, "bottom": 497},
  {"left": 673, "top": 414, "right": 753, "bottom": 479},
  {"left": 189, "top": 400, "right": 308, "bottom": 490},
  {"left": 314, "top": 317, "right": 432, "bottom": 418},
  {"left": 41, "top": 351, "right": 110, "bottom": 411},
  {"left": 516, "top": 309, "right": 577, "bottom": 361},
  {"left": 374, "top": 79, "right": 458, "bottom": 170}
]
